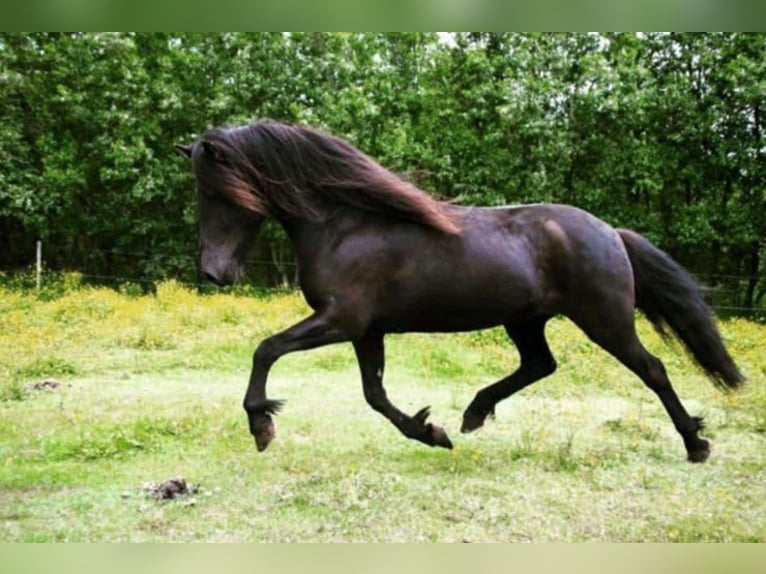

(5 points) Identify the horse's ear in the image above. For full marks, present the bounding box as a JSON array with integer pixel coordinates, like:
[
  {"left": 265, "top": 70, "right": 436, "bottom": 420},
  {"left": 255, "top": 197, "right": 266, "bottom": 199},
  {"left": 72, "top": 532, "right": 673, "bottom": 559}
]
[
  {"left": 201, "top": 140, "right": 227, "bottom": 164},
  {"left": 175, "top": 144, "right": 193, "bottom": 158}
]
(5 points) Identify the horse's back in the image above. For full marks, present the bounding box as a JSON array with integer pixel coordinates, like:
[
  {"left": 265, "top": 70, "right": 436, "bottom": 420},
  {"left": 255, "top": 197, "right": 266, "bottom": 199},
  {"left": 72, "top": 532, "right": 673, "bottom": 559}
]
[
  {"left": 457, "top": 203, "right": 634, "bottom": 317},
  {"left": 372, "top": 203, "right": 623, "bottom": 330},
  {"left": 298, "top": 202, "right": 633, "bottom": 333}
]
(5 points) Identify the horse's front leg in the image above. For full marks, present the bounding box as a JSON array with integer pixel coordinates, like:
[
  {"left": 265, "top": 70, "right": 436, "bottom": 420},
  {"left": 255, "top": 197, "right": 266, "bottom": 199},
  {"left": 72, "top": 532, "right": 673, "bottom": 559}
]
[
  {"left": 244, "top": 311, "right": 351, "bottom": 451},
  {"left": 354, "top": 334, "right": 453, "bottom": 449}
]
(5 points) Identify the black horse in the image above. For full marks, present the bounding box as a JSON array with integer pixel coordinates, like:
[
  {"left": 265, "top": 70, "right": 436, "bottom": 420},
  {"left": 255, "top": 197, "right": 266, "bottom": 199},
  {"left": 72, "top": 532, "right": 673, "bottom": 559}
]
[{"left": 177, "top": 120, "right": 744, "bottom": 463}]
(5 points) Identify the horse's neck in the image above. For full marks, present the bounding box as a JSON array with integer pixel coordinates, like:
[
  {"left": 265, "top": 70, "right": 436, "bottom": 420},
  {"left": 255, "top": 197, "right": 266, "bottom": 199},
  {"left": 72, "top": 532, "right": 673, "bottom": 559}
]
[
  {"left": 280, "top": 217, "right": 331, "bottom": 266},
  {"left": 279, "top": 209, "right": 363, "bottom": 268},
  {"left": 280, "top": 207, "right": 355, "bottom": 244}
]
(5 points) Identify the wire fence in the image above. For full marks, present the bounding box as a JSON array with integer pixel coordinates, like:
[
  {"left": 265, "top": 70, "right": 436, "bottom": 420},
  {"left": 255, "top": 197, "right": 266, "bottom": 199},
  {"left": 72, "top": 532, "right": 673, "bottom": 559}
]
[{"left": 3, "top": 241, "right": 765, "bottom": 317}]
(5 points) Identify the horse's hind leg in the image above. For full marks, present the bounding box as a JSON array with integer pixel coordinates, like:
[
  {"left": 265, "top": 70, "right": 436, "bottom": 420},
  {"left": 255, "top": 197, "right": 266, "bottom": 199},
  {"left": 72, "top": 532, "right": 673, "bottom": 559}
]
[
  {"left": 462, "top": 316, "right": 557, "bottom": 433},
  {"left": 570, "top": 308, "right": 710, "bottom": 462},
  {"left": 354, "top": 333, "right": 453, "bottom": 449}
]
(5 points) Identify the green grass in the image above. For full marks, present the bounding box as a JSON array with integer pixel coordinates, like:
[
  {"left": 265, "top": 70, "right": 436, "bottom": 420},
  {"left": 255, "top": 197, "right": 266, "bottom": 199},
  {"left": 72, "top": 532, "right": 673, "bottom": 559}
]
[{"left": 1, "top": 282, "right": 765, "bottom": 541}]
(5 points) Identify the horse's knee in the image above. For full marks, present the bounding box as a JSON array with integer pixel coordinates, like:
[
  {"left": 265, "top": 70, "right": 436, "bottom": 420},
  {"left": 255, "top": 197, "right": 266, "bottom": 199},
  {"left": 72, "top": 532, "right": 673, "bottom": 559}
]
[{"left": 253, "top": 338, "right": 279, "bottom": 366}]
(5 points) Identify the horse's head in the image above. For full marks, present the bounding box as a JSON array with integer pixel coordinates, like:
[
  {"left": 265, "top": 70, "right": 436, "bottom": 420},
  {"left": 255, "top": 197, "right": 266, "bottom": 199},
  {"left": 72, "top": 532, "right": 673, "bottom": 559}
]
[{"left": 176, "top": 139, "right": 266, "bottom": 286}]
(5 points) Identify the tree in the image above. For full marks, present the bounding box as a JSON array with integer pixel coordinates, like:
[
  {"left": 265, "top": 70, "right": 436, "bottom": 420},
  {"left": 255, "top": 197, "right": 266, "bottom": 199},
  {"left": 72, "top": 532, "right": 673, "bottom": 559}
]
[{"left": 0, "top": 33, "right": 762, "bottom": 312}]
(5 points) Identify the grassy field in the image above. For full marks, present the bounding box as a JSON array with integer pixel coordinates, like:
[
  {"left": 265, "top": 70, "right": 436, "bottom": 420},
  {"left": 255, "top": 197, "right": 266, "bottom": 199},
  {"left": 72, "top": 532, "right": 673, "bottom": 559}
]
[{"left": 1, "top": 280, "right": 764, "bottom": 542}]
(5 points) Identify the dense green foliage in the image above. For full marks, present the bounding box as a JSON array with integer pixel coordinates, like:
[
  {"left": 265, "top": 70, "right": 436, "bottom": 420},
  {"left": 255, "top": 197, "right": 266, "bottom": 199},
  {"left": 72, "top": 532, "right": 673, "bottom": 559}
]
[{"left": 1, "top": 33, "right": 764, "bottom": 309}]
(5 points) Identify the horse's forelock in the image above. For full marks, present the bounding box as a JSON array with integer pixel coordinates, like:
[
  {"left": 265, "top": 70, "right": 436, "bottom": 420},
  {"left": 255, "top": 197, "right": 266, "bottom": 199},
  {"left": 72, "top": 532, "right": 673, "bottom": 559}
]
[
  {"left": 193, "top": 130, "right": 269, "bottom": 215},
  {"left": 221, "top": 170, "right": 268, "bottom": 214}
]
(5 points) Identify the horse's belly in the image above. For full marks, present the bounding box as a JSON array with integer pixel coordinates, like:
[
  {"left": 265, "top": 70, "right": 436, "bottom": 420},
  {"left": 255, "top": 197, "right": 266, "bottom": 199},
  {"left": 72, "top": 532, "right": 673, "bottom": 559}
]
[{"left": 376, "top": 292, "right": 538, "bottom": 333}]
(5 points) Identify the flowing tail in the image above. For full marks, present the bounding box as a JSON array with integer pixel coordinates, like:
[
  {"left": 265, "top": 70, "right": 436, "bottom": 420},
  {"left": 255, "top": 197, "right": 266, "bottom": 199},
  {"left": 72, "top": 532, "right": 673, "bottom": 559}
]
[{"left": 618, "top": 229, "right": 744, "bottom": 390}]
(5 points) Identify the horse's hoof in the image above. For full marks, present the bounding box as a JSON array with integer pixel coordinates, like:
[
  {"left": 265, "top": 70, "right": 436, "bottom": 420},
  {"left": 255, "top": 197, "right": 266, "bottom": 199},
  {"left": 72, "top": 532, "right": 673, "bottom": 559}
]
[
  {"left": 254, "top": 419, "right": 276, "bottom": 452},
  {"left": 687, "top": 439, "right": 710, "bottom": 463},
  {"left": 430, "top": 424, "right": 453, "bottom": 449},
  {"left": 460, "top": 412, "right": 485, "bottom": 434}
]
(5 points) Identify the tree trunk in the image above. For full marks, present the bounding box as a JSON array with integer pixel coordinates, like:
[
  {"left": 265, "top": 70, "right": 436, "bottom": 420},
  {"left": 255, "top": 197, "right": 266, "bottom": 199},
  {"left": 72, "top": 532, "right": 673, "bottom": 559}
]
[
  {"left": 743, "top": 240, "right": 761, "bottom": 310},
  {"left": 270, "top": 242, "right": 293, "bottom": 289}
]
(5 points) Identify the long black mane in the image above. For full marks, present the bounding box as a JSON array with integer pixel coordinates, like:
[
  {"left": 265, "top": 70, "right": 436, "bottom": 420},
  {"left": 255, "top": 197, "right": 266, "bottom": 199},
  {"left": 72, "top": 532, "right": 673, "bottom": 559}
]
[{"left": 197, "top": 120, "right": 461, "bottom": 234}]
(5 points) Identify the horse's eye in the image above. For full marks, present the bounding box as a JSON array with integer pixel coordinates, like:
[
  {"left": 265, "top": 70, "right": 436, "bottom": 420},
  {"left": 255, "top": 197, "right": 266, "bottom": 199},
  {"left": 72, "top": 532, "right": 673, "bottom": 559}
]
[{"left": 197, "top": 186, "right": 218, "bottom": 200}]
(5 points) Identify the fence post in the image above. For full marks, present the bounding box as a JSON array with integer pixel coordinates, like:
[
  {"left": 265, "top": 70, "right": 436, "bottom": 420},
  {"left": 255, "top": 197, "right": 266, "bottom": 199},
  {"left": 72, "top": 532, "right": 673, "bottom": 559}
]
[{"left": 36, "top": 240, "right": 42, "bottom": 292}]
